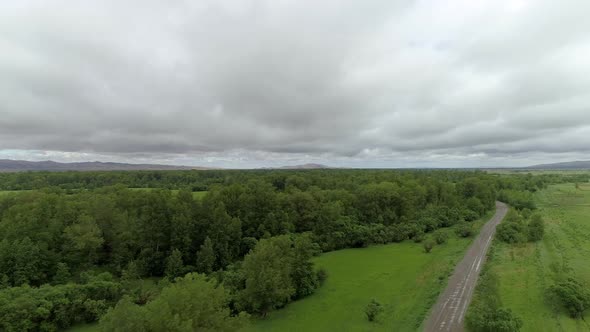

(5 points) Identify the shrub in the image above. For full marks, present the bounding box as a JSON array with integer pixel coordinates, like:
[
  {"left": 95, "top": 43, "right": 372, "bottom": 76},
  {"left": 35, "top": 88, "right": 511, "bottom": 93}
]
[
  {"left": 316, "top": 268, "right": 328, "bottom": 286},
  {"left": 423, "top": 239, "right": 435, "bottom": 253},
  {"left": 549, "top": 277, "right": 590, "bottom": 318},
  {"left": 434, "top": 230, "right": 449, "bottom": 245},
  {"left": 467, "top": 306, "right": 523, "bottom": 332},
  {"left": 496, "top": 222, "right": 527, "bottom": 244},
  {"left": 527, "top": 214, "right": 544, "bottom": 242},
  {"left": 456, "top": 223, "right": 473, "bottom": 238},
  {"left": 364, "top": 299, "right": 384, "bottom": 322}
]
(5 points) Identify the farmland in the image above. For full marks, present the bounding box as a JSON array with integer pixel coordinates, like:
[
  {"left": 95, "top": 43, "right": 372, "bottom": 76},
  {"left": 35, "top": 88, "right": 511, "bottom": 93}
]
[{"left": 469, "top": 183, "right": 590, "bottom": 331}]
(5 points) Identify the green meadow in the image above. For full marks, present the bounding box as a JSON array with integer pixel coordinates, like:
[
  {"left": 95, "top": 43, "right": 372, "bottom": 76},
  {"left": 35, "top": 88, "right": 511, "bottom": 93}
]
[
  {"left": 246, "top": 219, "right": 489, "bottom": 332},
  {"left": 477, "top": 183, "right": 590, "bottom": 332}
]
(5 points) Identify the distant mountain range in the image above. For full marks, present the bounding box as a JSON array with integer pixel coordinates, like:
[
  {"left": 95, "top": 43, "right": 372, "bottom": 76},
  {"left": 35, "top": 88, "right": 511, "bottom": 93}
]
[
  {"left": 276, "top": 163, "right": 331, "bottom": 169},
  {"left": 2, "top": 158, "right": 589, "bottom": 172},
  {"left": 524, "top": 160, "right": 590, "bottom": 170},
  {"left": 0, "top": 159, "right": 211, "bottom": 172}
]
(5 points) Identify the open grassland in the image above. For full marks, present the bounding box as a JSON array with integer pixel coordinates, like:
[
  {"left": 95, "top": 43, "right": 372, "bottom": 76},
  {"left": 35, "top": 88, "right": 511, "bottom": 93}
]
[
  {"left": 247, "top": 218, "right": 490, "bottom": 332},
  {"left": 480, "top": 183, "right": 590, "bottom": 331}
]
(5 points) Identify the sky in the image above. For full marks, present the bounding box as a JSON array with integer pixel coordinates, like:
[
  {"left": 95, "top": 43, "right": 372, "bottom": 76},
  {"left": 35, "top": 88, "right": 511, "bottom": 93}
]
[{"left": 1, "top": 0, "right": 590, "bottom": 168}]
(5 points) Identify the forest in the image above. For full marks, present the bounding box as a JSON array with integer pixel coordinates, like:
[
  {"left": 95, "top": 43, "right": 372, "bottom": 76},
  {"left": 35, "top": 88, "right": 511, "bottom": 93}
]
[{"left": 0, "top": 169, "right": 585, "bottom": 331}]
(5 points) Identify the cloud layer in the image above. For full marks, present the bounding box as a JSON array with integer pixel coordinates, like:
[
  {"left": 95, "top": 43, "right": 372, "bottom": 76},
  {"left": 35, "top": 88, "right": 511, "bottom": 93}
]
[{"left": 1, "top": 0, "right": 590, "bottom": 167}]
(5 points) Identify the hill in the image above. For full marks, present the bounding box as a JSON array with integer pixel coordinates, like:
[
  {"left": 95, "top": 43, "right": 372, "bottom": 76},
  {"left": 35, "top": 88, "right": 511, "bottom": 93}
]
[
  {"left": 525, "top": 160, "right": 590, "bottom": 170},
  {"left": 0, "top": 159, "right": 211, "bottom": 172},
  {"left": 278, "top": 163, "right": 331, "bottom": 169}
]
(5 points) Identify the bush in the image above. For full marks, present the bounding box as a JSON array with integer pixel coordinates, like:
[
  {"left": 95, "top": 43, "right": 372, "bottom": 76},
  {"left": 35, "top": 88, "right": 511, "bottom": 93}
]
[
  {"left": 496, "top": 222, "right": 527, "bottom": 244},
  {"left": 527, "top": 215, "right": 544, "bottom": 242},
  {"left": 316, "top": 268, "right": 328, "bottom": 286},
  {"left": 364, "top": 299, "right": 383, "bottom": 322},
  {"left": 467, "top": 306, "right": 523, "bottom": 332},
  {"left": 549, "top": 277, "right": 590, "bottom": 318},
  {"left": 456, "top": 223, "right": 473, "bottom": 238},
  {"left": 434, "top": 230, "right": 449, "bottom": 245},
  {"left": 423, "top": 239, "right": 435, "bottom": 253}
]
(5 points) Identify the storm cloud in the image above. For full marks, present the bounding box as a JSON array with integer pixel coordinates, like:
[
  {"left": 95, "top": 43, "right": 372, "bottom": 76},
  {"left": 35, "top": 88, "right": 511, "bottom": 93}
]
[{"left": 1, "top": 0, "right": 590, "bottom": 167}]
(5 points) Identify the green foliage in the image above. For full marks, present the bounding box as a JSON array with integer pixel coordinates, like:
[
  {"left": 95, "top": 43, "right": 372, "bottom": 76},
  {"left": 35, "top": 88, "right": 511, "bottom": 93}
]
[
  {"left": 455, "top": 223, "right": 473, "bottom": 238},
  {"left": 527, "top": 214, "right": 544, "bottom": 242},
  {"left": 53, "top": 262, "right": 71, "bottom": 285},
  {"left": 434, "top": 230, "right": 449, "bottom": 245},
  {"left": 165, "top": 249, "right": 184, "bottom": 279},
  {"left": 0, "top": 169, "right": 547, "bottom": 327},
  {"left": 237, "top": 236, "right": 295, "bottom": 315},
  {"left": 196, "top": 236, "right": 216, "bottom": 274},
  {"left": 498, "top": 190, "right": 536, "bottom": 210},
  {"left": 291, "top": 234, "right": 320, "bottom": 299},
  {"left": 0, "top": 237, "right": 43, "bottom": 287},
  {"left": 467, "top": 257, "right": 523, "bottom": 332},
  {"left": 497, "top": 209, "right": 543, "bottom": 244},
  {"left": 468, "top": 307, "right": 523, "bottom": 332},
  {"left": 548, "top": 277, "right": 590, "bottom": 319},
  {"left": 0, "top": 276, "right": 122, "bottom": 331},
  {"left": 364, "top": 299, "right": 384, "bottom": 322},
  {"left": 100, "top": 273, "right": 248, "bottom": 331},
  {"left": 423, "top": 239, "right": 435, "bottom": 253}
]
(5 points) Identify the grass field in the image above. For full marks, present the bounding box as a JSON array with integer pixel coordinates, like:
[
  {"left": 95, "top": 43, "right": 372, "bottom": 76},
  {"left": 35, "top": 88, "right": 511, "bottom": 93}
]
[
  {"left": 246, "top": 217, "right": 491, "bottom": 332},
  {"left": 477, "top": 183, "right": 590, "bottom": 331},
  {"left": 0, "top": 190, "right": 31, "bottom": 196}
]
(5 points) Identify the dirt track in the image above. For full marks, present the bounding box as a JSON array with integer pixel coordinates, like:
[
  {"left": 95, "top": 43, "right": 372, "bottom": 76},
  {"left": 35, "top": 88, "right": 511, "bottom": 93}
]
[{"left": 423, "top": 201, "right": 508, "bottom": 332}]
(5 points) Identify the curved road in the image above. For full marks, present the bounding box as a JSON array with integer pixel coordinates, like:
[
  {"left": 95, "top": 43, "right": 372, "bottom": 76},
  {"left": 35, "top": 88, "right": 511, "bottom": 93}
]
[{"left": 423, "top": 201, "right": 508, "bottom": 332}]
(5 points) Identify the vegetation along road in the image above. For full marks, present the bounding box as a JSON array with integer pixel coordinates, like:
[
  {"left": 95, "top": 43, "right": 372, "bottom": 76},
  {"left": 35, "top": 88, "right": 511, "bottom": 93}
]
[{"left": 424, "top": 201, "right": 508, "bottom": 331}]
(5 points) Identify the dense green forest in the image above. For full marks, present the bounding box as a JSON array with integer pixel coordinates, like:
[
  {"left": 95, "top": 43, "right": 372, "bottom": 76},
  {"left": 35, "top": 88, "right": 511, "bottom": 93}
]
[{"left": 0, "top": 170, "right": 587, "bottom": 331}]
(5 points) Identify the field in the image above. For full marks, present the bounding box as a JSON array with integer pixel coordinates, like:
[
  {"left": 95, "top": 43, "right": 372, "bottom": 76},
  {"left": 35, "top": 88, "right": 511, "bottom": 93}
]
[
  {"left": 481, "top": 183, "right": 590, "bottom": 331},
  {"left": 246, "top": 217, "right": 490, "bottom": 332}
]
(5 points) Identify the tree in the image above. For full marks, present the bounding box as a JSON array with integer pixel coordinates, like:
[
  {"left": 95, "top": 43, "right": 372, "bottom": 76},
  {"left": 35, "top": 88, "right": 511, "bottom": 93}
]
[
  {"left": 99, "top": 273, "right": 248, "bottom": 331},
  {"left": 165, "top": 249, "right": 184, "bottom": 279},
  {"left": 423, "top": 239, "right": 435, "bottom": 253},
  {"left": 52, "top": 263, "right": 71, "bottom": 285},
  {"left": 527, "top": 214, "right": 544, "bottom": 242},
  {"left": 238, "top": 236, "right": 295, "bottom": 316},
  {"left": 196, "top": 237, "right": 215, "bottom": 274},
  {"left": 63, "top": 215, "right": 104, "bottom": 265},
  {"left": 291, "top": 234, "right": 319, "bottom": 299},
  {"left": 365, "top": 299, "right": 384, "bottom": 322}
]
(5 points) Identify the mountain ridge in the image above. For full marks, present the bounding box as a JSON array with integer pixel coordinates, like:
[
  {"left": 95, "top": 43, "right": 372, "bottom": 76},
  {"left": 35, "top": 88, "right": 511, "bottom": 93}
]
[
  {"left": 0, "top": 159, "right": 211, "bottom": 172},
  {"left": 525, "top": 160, "right": 590, "bottom": 170}
]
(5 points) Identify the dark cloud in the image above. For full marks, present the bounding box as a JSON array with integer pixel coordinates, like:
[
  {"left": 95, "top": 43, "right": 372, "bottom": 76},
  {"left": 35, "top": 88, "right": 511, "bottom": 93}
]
[{"left": 1, "top": 0, "right": 590, "bottom": 167}]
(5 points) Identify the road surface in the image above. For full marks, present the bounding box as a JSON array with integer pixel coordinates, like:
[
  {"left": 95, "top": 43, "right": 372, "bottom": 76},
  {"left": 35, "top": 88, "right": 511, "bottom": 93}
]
[{"left": 423, "top": 201, "right": 508, "bottom": 332}]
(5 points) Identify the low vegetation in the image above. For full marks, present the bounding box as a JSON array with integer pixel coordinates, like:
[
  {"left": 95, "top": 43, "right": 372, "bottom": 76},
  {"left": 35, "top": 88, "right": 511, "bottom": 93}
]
[
  {"left": 468, "top": 182, "right": 590, "bottom": 331},
  {"left": 365, "top": 299, "right": 384, "bottom": 322}
]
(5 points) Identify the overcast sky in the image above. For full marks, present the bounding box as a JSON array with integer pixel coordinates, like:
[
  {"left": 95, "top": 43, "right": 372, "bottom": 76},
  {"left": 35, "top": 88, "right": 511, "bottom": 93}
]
[{"left": 1, "top": 0, "right": 590, "bottom": 168}]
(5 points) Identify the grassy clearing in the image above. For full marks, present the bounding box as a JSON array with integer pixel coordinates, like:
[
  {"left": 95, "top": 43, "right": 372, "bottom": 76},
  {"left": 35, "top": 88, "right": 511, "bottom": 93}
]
[
  {"left": 0, "top": 190, "right": 31, "bottom": 196},
  {"left": 474, "top": 184, "right": 590, "bottom": 331},
  {"left": 246, "top": 216, "right": 491, "bottom": 332}
]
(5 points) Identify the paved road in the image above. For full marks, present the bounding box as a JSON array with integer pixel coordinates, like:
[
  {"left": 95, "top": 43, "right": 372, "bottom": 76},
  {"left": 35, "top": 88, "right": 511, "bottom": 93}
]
[{"left": 423, "top": 201, "right": 508, "bottom": 332}]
